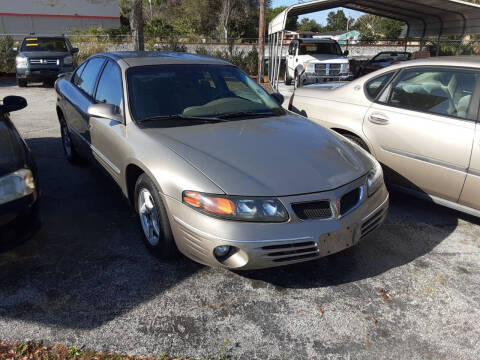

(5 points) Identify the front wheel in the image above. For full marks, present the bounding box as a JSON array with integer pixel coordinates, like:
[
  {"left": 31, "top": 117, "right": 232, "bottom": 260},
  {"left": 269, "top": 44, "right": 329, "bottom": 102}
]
[
  {"left": 17, "top": 79, "right": 27, "bottom": 87},
  {"left": 135, "top": 174, "right": 178, "bottom": 259},
  {"left": 60, "top": 120, "right": 81, "bottom": 164},
  {"left": 285, "top": 69, "right": 292, "bottom": 86}
]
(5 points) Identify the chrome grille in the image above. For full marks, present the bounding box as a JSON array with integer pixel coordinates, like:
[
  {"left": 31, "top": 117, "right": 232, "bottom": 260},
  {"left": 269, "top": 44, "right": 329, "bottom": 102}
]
[
  {"left": 315, "top": 63, "right": 342, "bottom": 76},
  {"left": 29, "top": 58, "right": 59, "bottom": 65},
  {"left": 262, "top": 241, "right": 319, "bottom": 263}
]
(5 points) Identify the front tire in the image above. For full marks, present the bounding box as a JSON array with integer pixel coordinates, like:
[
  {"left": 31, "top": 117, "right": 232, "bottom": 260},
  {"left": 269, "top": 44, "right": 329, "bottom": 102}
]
[
  {"left": 135, "top": 174, "right": 178, "bottom": 259},
  {"left": 17, "top": 79, "right": 27, "bottom": 87},
  {"left": 60, "top": 119, "right": 81, "bottom": 164},
  {"left": 285, "top": 69, "right": 292, "bottom": 86}
]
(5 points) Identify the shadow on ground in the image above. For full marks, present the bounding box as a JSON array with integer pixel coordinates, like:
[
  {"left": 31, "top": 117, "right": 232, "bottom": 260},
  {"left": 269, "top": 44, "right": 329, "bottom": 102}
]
[
  {"left": 0, "top": 136, "right": 469, "bottom": 331},
  {"left": 0, "top": 136, "right": 202, "bottom": 330}
]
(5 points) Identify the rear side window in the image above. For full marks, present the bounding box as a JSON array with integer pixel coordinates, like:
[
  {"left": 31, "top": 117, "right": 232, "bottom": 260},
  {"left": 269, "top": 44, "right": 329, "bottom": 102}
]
[
  {"left": 95, "top": 61, "right": 123, "bottom": 110},
  {"left": 76, "top": 57, "right": 105, "bottom": 97},
  {"left": 387, "top": 67, "right": 478, "bottom": 119},
  {"left": 366, "top": 72, "right": 394, "bottom": 99}
]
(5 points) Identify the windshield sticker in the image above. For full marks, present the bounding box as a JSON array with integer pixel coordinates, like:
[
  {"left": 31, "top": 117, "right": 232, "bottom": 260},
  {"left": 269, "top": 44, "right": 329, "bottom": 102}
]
[
  {"left": 26, "top": 38, "right": 38, "bottom": 41},
  {"left": 26, "top": 43, "right": 38, "bottom": 46}
]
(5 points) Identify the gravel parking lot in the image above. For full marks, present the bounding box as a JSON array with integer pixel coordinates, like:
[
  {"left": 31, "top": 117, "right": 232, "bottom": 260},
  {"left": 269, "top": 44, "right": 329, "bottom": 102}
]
[{"left": 1, "top": 79, "right": 480, "bottom": 359}]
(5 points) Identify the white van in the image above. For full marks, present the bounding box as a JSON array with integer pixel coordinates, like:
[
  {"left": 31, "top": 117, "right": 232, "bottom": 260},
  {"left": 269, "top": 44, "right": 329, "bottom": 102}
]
[{"left": 285, "top": 38, "right": 352, "bottom": 86}]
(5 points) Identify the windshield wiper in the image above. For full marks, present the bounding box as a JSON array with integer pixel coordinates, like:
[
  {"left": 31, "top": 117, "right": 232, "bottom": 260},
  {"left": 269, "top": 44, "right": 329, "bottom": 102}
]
[
  {"left": 216, "top": 111, "right": 278, "bottom": 119},
  {"left": 140, "top": 114, "right": 228, "bottom": 123}
]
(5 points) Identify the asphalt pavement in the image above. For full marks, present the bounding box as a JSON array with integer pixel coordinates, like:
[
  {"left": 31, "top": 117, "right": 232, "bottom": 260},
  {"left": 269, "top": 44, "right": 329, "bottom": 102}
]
[{"left": 0, "top": 79, "right": 479, "bottom": 359}]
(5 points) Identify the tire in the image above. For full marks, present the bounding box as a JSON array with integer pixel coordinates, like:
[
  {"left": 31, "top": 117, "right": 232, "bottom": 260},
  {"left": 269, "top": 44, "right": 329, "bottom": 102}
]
[
  {"left": 285, "top": 69, "right": 292, "bottom": 86},
  {"left": 59, "top": 119, "right": 81, "bottom": 164},
  {"left": 343, "top": 133, "right": 370, "bottom": 153},
  {"left": 44, "top": 79, "right": 55, "bottom": 87},
  {"left": 135, "top": 173, "right": 178, "bottom": 259},
  {"left": 17, "top": 79, "right": 27, "bottom": 87}
]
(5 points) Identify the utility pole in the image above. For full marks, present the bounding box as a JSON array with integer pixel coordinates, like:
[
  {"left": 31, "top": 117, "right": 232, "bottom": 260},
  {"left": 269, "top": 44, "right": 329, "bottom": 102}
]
[{"left": 257, "top": 0, "right": 265, "bottom": 83}]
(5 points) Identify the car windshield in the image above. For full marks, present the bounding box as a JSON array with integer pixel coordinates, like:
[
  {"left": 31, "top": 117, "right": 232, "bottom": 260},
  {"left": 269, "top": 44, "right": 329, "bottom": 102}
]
[
  {"left": 298, "top": 42, "right": 342, "bottom": 56},
  {"left": 20, "top": 37, "right": 68, "bottom": 52},
  {"left": 127, "top": 64, "right": 284, "bottom": 122}
]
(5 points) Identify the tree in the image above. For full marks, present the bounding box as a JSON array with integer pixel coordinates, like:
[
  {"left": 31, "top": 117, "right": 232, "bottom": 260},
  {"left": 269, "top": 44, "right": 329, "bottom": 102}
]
[
  {"left": 353, "top": 14, "right": 404, "bottom": 41},
  {"left": 325, "top": 10, "right": 348, "bottom": 31},
  {"left": 297, "top": 18, "right": 322, "bottom": 33},
  {"left": 130, "top": 0, "right": 145, "bottom": 51}
]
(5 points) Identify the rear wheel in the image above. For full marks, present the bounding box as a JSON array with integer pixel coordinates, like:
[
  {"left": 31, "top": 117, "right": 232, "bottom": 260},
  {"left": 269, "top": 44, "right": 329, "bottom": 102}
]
[
  {"left": 343, "top": 133, "right": 370, "bottom": 153},
  {"left": 135, "top": 174, "right": 178, "bottom": 259},
  {"left": 17, "top": 79, "right": 27, "bottom": 87},
  {"left": 60, "top": 119, "right": 81, "bottom": 164}
]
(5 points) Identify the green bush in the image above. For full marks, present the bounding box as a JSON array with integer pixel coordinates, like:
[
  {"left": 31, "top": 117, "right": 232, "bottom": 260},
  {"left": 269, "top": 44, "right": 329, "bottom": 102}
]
[
  {"left": 0, "top": 36, "right": 16, "bottom": 74},
  {"left": 195, "top": 44, "right": 258, "bottom": 75}
]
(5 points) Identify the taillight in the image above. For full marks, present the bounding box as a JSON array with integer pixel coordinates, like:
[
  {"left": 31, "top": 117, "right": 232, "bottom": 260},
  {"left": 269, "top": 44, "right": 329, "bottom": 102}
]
[{"left": 288, "top": 93, "right": 294, "bottom": 111}]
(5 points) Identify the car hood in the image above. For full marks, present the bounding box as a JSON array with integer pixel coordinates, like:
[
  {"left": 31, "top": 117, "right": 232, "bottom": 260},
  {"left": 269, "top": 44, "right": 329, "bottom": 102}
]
[
  {"left": 299, "top": 54, "right": 349, "bottom": 63},
  {"left": 143, "top": 115, "right": 372, "bottom": 196},
  {"left": 0, "top": 121, "right": 23, "bottom": 177},
  {"left": 20, "top": 51, "right": 69, "bottom": 58}
]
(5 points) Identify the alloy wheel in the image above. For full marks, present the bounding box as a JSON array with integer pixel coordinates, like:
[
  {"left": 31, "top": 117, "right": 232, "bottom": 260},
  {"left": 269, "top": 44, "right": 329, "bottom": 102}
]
[{"left": 138, "top": 188, "right": 161, "bottom": 247}]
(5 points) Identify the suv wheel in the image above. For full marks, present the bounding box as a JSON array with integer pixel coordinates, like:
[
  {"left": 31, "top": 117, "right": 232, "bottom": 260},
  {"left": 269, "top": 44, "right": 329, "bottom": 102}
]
[
  {"left": 60, "top": 120, "right": 81, "bottom": 164},
  {"left": 135, "top": 174, "right": 178, "bottom": 259},
  {"left": 17, "top": 79, "right": 27, "bottom": 87},
  {"left": 285, "top": 69, "right": 292, "bottom": 86}
]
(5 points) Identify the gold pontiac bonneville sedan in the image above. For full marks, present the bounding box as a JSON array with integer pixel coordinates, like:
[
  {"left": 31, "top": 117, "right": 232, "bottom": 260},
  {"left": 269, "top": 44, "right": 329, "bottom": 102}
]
[
  {"left": 55, "top": 52, "right": 388, "bottom": 269},
  {"left": 290, "top": 56, "right": 480, "bottom": 218}
]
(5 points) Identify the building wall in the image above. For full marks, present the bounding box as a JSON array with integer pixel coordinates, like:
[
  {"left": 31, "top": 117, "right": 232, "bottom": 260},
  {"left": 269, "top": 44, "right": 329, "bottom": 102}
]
[{"left": 0, "top": 0, "right": 120, "bottom": 37}]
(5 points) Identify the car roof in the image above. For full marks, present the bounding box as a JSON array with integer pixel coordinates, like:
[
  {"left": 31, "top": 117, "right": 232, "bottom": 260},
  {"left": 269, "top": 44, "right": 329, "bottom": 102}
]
[
  {"left": 394, "top": 55, "right": 480, "bottom": 68},
  {"left": 97, "top": 51, "right": 232, "bottom": 67},
  {"left": 23, "top": 34, "right": 66, "bottom": 39}
]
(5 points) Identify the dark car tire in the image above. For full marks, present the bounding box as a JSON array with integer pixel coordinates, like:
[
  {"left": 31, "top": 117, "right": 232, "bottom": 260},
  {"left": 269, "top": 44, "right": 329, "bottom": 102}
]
[
  {"left": 135, "top": 173, "right": 178, "bottom": 260},
  {"left": 17, "top": 79, "right": 27, "bottom": 87},
  {"left": 59, "top": 119, "right": 81, "bottom": 164},
  {"left": 285, "top": 69, "right": 292, "bottom": 86},
  {"left": 44, "top": 79, "right": 55, "bottom": 88},
  {"left": 343, "top": 133, "right": 370, "bottom": 153}
]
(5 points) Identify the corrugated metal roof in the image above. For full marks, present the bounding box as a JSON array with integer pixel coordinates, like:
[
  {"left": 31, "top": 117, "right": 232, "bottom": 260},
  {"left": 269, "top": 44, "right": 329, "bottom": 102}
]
[{"left": 268, "top": 0, "right": 480, "bottom": 37}]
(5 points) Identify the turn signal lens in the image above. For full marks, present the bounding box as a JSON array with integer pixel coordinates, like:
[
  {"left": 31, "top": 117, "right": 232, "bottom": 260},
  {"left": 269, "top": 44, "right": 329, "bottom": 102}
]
[{"left": 182, "top": 191, "right": 289, "bottom": 222}]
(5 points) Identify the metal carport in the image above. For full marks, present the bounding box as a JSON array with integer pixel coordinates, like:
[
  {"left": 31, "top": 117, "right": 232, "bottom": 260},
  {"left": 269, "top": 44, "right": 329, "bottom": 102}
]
[{"left": 267, "top": 0, "right": 480, "bottom": 89}]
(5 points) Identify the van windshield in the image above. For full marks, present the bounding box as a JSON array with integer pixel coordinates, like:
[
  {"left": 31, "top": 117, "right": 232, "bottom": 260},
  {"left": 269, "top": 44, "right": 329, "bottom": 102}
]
[{"left": 299, "top": 42, "right": 342, "bottom": 56}]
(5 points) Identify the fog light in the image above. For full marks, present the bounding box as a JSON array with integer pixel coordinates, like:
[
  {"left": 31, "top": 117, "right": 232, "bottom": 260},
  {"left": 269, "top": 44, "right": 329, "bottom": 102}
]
[{"left": 214, "top": 245, "right": 231, "bottom": 258}]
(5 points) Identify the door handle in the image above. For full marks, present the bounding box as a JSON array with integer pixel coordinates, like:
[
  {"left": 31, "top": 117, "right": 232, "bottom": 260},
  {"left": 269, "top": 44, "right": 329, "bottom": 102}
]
[{"left": 368, "top": 113, "right": 390, "bottom": 125}]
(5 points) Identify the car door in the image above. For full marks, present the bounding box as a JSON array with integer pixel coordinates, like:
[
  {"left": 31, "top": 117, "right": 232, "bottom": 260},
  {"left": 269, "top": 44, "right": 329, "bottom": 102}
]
[
  {"left": 459, "top": 121, "right": 480, "bottom": 210},
  {"left": 363, "top": 66, "right": 479, "bottom": 202},
  {"left": 90, "top": 60, "right": 125, "bottom": 181},
  {"left": 65, "top": 57, "right": 106, "bottom": 154}
]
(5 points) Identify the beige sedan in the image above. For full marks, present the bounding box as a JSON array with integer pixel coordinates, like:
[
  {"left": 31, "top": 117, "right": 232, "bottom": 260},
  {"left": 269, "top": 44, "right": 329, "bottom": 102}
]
[
  {"left": 290, "top": 56, "right": 480, "bottom": 217},
  {"left": 55, "top": 51, "right": 388, "bottom": 270}
]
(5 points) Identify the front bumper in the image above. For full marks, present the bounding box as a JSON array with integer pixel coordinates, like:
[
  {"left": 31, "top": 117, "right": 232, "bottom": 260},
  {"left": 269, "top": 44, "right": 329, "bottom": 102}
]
[
  {"left": 16, "top": 65, "right": 74, "bottom": 81},
  {"left": 303, "top": 72, "right": 353, "bottom": 84},
  {"left": 165, "top": 177, "right": 389, "bottom": 270},
  {"left": 0, "top": 192, "right": 40, "bottom": 246}
]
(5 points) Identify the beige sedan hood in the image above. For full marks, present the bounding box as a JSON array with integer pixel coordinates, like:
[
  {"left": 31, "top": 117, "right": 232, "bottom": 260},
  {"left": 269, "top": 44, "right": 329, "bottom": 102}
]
[{"left": 143, "top": 115, "right": 372, "bottom": 196}]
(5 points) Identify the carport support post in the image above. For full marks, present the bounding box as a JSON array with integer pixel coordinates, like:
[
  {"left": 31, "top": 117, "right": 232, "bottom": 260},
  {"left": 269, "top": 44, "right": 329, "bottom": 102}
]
[{"left": 276, "top": 31, "right": 284, "bottom": 90}]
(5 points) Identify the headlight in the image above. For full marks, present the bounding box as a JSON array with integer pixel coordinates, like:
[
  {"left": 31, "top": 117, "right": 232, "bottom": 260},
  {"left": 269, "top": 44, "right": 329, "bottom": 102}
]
[
  {"left": 15, "top": 55, "right": 28, "bottom": 68},
  {"left": 64, "top": 56, "right": 73, "bottom": 65},
  {"left": 183, "top": 191, "right": 289, "bottom": 222},
  {"left": 342, "top": 62, "right": 350, "bottom": 73},
  {"left": 367, "top": 159, "right": 383, "bottom": 196},
  {"left": 0, "top": 169, "right": 36, "bottom": 205},
  {"left": 302, "top": 63, "right": 314, "bottom": 72}
]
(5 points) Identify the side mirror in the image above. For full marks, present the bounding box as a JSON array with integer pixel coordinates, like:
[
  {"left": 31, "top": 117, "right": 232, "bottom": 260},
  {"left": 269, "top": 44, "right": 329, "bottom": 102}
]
[
  {"left": 294, "top": 65, "right": 306, "bottom": 90},
  {"left": 72, "top": 48, "right": 79, "bottom": 54},
  {"left": 271, "top": 93, "right": 284, "bottom": 106},
  {"left": 1, "top": 96, "right": 27, "bottom": 113},
  {"left": 343, "top": 50, "right": 349, "bottom": 57},
  {"left": 12, "top": 47, "right": 18, "bottom": 52},
  {"left": 88, "top": 103, "right": 123, "bottom": 123}
]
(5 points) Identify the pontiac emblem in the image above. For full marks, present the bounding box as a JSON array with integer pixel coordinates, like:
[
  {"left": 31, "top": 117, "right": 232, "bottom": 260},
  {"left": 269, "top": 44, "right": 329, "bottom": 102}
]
[{"left": 331, "top": 200, "right": 341, "bottom": 219}]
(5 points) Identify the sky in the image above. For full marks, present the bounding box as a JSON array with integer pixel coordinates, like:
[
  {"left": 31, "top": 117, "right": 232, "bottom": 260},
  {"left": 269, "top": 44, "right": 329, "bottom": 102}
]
[{"left": 271, "top": 0, "right": 364, "bottom": 25}]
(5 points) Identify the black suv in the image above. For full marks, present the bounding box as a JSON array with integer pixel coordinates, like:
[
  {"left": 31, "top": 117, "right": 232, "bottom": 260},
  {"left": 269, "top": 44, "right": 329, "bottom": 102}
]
[{"left": 15, "top": 34, "right": 79, "bottom": 87}]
